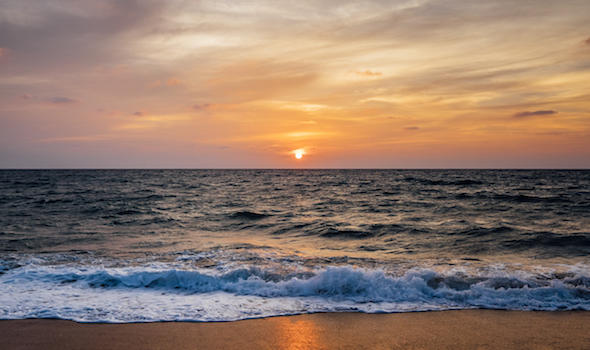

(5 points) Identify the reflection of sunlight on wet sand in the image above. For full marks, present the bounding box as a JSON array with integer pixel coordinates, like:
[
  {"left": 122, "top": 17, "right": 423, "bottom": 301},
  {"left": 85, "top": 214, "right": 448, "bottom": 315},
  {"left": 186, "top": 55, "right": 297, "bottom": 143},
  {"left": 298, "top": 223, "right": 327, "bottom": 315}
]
[{"left": 275, "top": 317, "right": 322, "bottom": 350}]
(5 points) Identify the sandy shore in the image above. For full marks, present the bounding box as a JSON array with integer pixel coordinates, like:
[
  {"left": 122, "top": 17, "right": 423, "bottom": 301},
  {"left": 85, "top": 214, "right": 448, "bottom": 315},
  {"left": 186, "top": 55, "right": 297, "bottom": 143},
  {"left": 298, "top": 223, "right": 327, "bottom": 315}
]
[{"left": 2, "top": 310, "right": 589, "bottom": 349}]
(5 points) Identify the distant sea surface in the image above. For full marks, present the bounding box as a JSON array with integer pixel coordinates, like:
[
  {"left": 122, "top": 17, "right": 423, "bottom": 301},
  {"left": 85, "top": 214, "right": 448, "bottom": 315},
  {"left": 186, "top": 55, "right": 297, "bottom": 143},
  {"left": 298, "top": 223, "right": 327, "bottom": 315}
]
[{"left": 1, "top": 169, "right": 589, "bottom": 322}]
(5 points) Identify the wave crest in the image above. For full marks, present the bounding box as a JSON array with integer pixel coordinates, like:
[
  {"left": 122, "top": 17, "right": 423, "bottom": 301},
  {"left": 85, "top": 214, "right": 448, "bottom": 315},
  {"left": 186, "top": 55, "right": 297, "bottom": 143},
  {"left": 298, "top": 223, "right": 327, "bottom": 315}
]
[{"left": 11, "top": 265, "right": 590, "bottom": 308}]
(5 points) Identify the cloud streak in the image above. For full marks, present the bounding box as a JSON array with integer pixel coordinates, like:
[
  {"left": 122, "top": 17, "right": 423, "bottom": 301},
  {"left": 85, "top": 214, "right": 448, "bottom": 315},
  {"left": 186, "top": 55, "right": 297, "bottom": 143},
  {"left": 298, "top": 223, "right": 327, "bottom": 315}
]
[
  {"left": 50, "top": 97, "right": 76, "bottom": 104},
  {"left": 355, "top": 70, "right": 382, "bottom": 77},
  {"left": 193, "top": 104, "right": 211, "bottom": 111},
  {"left": 513, "top": 110, "right": 558, "bottom": 118}
]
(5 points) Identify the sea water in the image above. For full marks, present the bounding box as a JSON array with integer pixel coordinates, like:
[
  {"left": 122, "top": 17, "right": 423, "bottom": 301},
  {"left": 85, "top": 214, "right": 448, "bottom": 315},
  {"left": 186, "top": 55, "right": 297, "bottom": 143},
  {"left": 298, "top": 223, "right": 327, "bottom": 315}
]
[{"left": 1, "top": 169, "right": 589, "bottom": 322}]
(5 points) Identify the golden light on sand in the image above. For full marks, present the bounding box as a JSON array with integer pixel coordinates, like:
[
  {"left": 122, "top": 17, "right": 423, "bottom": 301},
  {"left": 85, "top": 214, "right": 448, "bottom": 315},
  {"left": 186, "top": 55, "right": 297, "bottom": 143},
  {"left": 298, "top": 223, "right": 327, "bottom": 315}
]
[
  {"left": 293, "top": 149, "right": 305, "bottom": 160},
  {"left": 275, "top": 317, "right": 320, "bottom": 350}
]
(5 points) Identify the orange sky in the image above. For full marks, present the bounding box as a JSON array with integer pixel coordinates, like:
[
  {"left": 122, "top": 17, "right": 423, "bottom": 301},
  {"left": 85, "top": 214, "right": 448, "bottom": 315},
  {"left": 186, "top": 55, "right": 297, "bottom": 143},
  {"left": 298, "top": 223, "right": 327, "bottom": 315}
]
[{"left": 1, "top": 0, "right": 589, "bottom": 168}]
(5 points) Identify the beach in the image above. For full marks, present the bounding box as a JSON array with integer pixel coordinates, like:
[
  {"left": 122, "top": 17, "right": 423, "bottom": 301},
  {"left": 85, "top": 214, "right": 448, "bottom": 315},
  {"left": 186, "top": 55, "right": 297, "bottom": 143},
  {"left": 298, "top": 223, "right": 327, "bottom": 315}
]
[{"left": 2, "top": 310, "right": 589, "bottom": 350}]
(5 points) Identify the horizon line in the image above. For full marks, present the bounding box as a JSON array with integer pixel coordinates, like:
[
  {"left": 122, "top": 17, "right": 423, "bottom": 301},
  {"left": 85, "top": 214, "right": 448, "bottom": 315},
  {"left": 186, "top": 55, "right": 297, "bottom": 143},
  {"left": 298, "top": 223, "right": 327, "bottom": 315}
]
[{"left": 1, "top": 168, "right": 589, "bottom": 171}]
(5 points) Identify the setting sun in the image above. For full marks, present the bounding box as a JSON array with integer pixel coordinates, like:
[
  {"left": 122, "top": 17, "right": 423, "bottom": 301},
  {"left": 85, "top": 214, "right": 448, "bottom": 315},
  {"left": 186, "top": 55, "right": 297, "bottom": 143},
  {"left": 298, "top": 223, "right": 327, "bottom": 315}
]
[{"left": 293, "top": 149, "right": 305, "bottom": 160}]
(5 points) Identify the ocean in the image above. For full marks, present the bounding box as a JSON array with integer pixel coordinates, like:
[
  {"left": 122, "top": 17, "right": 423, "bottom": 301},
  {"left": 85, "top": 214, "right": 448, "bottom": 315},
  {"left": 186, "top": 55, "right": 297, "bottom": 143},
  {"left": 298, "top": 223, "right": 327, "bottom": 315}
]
[{"left": 0, "top": 169, "right": 589, "bottom": 322}]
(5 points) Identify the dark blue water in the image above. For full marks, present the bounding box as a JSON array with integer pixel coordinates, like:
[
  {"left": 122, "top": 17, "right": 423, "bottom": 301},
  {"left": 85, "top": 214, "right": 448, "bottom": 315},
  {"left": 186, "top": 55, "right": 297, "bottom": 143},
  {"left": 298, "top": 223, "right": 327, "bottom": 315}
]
[{"left": 1, "top": 170, "right": 589, "bottom": 322}]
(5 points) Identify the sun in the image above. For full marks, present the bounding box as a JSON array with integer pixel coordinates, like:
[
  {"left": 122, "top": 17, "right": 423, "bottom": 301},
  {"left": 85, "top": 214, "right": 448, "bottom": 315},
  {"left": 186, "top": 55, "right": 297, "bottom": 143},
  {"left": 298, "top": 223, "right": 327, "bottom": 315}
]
[{"left": 293, "top": 148, "right": 305, "bottom": 160}]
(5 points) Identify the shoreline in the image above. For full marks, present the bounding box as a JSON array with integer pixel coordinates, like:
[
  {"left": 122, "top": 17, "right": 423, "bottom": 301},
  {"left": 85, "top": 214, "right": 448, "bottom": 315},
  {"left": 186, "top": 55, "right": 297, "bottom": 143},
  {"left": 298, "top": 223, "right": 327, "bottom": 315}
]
[{"left": 2, "top": 310, "right": 589, "bottom": 349}]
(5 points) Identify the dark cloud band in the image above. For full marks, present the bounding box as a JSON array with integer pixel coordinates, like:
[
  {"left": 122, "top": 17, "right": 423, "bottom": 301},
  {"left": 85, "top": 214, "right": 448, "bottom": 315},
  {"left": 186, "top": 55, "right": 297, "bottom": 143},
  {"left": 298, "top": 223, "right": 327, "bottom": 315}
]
[{"left": 513, "top": 110, "right": 557, "bottom": 118}]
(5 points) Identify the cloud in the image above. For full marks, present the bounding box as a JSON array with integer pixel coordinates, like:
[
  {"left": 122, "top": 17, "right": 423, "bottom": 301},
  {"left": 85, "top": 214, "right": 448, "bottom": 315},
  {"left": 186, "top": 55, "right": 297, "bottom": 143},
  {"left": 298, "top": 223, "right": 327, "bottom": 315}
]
[
  {"left": 284, "top": 131, "right": 329, "bottom": 138},
  {"left": 132, "top": 111, "right": 144, "bottom": 116},
  {"left": 355, "top": 70, "right": 382, "bottom": 77},
  {"left": 0, "top": 47, "right": 7, "bottom": 57},
  {"left": 38, "top": 135, "right": 111, "bottom": 143},
  {"left": 193, "top": 103, "right": 210, "bottom": 111},
  {"left": 166, "top": 78, "right": 182, "bottom": 86},
  {"left": 0, "top": 0, "right": 165, "bottom": 73},
  {"left": 513, "top": 110, "right": 557, "bottom": 118},
  {"left": 50, "top": 96, "right": 76, "bottom": 104},
  {"left": 151, "top": 78, "right": 183, "bottom": 88},
  {"left": 586, "top": 37, "right": 590, "bottom": 45},
  {"left": 404, "top": 126, "right": 420, "bottom": 130}
]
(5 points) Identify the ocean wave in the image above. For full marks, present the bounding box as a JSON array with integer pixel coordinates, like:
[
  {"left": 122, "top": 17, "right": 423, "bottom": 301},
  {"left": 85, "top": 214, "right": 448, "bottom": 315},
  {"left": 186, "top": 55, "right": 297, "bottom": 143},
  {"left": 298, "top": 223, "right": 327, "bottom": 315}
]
[
  {"left": 318, "top": 228, "right": 375, "bottom": 239},
  {"left": 1, "top": 264, "right": 589, "bottom": 322},
  {"left": 229, "top": 211, "right": 271, "bottom": 220},
  {"left": 403, "top": 177, "right": 484, "bottom": 186},
  {"left": 503, "top": 233, "right": 590, "bottom": 249}
]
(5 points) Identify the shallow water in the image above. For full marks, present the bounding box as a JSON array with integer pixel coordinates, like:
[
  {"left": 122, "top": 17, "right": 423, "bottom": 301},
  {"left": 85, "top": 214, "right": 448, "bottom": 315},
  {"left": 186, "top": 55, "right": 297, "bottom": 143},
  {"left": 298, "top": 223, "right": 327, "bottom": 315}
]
[{"left": 1, "top": 169, "right": 589, "bottom": 322}]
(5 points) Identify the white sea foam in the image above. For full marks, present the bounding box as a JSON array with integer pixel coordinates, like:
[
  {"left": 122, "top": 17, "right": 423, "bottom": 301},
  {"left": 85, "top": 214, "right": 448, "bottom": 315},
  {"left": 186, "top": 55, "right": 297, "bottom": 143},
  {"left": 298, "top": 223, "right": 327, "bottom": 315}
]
[{"left": 0, "top": 261, "right": 588, "bottom": 322}]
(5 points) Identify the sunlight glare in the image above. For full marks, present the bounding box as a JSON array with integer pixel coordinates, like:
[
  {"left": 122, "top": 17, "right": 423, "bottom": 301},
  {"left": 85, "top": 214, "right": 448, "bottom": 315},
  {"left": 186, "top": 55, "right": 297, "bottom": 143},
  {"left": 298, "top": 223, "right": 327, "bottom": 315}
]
[{"left": 293, "top": 149, "right": 305, "bottom": 160}]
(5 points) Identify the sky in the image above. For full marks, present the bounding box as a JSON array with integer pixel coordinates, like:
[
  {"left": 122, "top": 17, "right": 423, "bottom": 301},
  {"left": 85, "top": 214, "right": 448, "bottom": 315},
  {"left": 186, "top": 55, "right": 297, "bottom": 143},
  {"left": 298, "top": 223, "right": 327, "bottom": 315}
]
[{"left": 1, "top": 0, "right": 589, "bottom": 168}]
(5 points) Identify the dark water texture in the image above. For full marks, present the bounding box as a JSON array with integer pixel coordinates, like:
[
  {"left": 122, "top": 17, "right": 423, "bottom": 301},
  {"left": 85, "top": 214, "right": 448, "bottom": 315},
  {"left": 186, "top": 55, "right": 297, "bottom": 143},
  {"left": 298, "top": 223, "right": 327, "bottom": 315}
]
[{"left": 1, "top": 169, "right": 589, "bottom": 261}]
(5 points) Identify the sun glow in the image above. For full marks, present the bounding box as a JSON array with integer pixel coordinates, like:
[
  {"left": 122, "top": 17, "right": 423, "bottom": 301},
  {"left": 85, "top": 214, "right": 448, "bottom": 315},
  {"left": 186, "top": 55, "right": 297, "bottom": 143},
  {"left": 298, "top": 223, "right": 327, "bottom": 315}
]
[{"left": 293, "top": 149, "right": 305, "bottom": 159}]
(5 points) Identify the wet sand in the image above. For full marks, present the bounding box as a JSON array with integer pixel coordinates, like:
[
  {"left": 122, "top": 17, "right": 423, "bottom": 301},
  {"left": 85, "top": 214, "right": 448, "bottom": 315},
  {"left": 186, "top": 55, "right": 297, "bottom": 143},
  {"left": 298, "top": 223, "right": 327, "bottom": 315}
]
[{"left": 2, "top": 310, "right": 589, "bottom": 349}]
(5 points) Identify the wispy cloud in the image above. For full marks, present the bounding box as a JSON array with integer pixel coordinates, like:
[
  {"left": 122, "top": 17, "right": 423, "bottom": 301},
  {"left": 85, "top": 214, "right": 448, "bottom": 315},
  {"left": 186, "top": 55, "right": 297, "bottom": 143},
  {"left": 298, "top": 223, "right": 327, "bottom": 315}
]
[
  {"left": 355, "top": 70, "right": 382, "bottom": 77},
  {"left": 166, "top": 78, "right": 182, "bottom": 86},
  {"left": 50, "top": 97, "right": 76, "bottom": 104},
  {"left": 193, "top": 104, "right": 211, "bottom": 111},
  {"left": 38, "top": 135, "right": 111, "bottom": 143},
  {"left": 513, "top": 110, "right": 558, "bottom": 118},
  {"left": 114, "top": 114, "right": 191, "bottom": 131},
  {"left": 284, "top": 131, "right": 330, "bottom": 138}
]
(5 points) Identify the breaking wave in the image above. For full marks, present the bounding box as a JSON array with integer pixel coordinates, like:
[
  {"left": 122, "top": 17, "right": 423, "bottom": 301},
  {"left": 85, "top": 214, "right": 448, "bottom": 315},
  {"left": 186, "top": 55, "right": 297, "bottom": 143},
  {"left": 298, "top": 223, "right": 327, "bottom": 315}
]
[{"left": 1, "top": 262, "right": 588, "bottom": 322}]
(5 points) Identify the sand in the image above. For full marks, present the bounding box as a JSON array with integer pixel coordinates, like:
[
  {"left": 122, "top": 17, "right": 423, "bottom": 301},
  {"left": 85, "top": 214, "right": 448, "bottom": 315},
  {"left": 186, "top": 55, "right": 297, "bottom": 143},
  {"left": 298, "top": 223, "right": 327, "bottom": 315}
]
[{"left": 1, "top": 310, "right": 589, "bottom": 350}]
